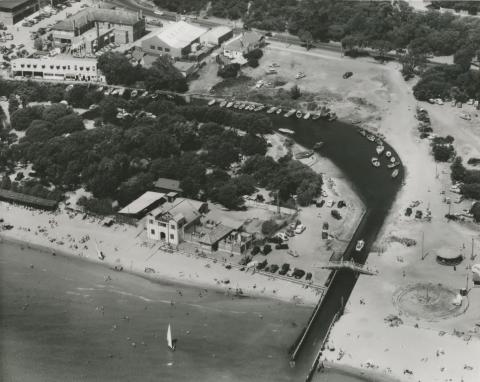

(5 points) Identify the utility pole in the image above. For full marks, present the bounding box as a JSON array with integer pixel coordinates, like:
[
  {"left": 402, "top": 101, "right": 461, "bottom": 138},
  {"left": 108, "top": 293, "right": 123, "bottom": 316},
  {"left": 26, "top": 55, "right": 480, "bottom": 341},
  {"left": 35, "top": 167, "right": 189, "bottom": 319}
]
[
  {"left": 421, "top": 231, "right": 425, "bottom": 260},
  {"left": 276, "top": 190, "right": 280, "bottom": 215},
  {"left": 471, "top": 237, "right": 475, "bottom": 261}
]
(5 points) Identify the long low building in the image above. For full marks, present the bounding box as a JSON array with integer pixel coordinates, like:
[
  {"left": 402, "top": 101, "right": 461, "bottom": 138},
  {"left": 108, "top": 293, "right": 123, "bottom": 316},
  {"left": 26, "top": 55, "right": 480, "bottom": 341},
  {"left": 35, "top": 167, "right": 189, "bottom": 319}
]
[
  {"left": 0, "top": 0, "right": 39, "bottom": 25},
  {"left": 0, "top": 188, "right": 58, "bottom": 210},
  {"left": 10, "top": 56, "right": 105, "bottom": 82}
]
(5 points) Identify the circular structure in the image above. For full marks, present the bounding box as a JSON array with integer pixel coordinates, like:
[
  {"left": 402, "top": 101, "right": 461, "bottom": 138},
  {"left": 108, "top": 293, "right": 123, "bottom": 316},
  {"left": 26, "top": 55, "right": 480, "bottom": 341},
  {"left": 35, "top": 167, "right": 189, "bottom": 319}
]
[{"left": 393, "top": 283, "right": 468, "bottom": 321}]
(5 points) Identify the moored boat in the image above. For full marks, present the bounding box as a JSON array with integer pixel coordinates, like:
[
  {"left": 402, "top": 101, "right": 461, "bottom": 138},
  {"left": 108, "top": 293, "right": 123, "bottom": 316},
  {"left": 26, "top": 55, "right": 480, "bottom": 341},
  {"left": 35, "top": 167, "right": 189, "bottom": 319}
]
[
  {"left": 367, "top": 134, "right": 375, "bottom": 142},
  {"left": 167, "top": 324, "right": 176, "bottom": 351},
  {"left": 219, "top": 100, "right": 227, "bottom": 107},
  {"left": 371, "top": 157, "right": 380, "bottom": 167},
  {"left": 284, "top": 109, "right": 296, "bottom": 117},
  {"left": 238, "top": 103, "right": 246, "bottom": 110},
  {"left": 208, "top": 99, "right": 216, "bottom": 106},
  {"left": 387, "top": 162, "right": 399, "bottom": 169},
  {"left": 392, "top": 169, "right": 399, "bottom": 178},
  {"left": 313, "top": 141, "right": 324, "bottom": 151},
  {"left": 226, "top": 101, "right": 234, "bottom": 108},
  {"left": 278, "top": 128, "right": 295, "bottom": 135},
  {"left": 303, "top": 112, "right": 311, "bottom": 120},
  {"left": 328, "top": 112, "right": 337, "bottom": 121},
  {"left": 376, "top": 145, "right": 384, "bottom": 155},
  {"left": 355, "top": 239, "right": 365, "bottom": 252},
  {"left": 312, "top": 113, "right": 320, "bottom": 120},
  {"left": 390, "top": 156, "right": 396, "bottom": 163},
  {"left": 276, "top": 108, "right": 282, "bottom": 114},
  {"left": 385, "top": 151, "right": 392, "bottom": 157},
  {"left": 296, "top": 111, "right": 303, "bottom": 118},
  {"left": 295, "top": 150, "right": 314, "bottom": 159},
  {"left": 267, "top": 106, "right": 277, "bottom": 114}
]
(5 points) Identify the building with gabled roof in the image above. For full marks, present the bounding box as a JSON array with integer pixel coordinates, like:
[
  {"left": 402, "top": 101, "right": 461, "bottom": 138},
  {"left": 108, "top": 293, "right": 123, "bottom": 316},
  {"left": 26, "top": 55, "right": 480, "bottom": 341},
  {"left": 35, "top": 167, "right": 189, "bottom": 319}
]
[
  {"left": 223, "top": 31, "right": 264, "bottom": 60},
  {"left": 146, "top": 197, "right": 208, "bottom": 246},
  {"left": 119, "top": 191, "right": 165, "bottom": 219},
  {"left": 141, "top": 21, "right": 207, "bottom": 59}
]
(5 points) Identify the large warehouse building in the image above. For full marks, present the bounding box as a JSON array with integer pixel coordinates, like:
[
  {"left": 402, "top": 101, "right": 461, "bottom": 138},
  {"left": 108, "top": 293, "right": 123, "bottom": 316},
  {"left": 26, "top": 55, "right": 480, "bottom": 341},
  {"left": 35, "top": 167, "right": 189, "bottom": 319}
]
[{"left": 0, "top": 0, "right": 39, "bottom": 25}]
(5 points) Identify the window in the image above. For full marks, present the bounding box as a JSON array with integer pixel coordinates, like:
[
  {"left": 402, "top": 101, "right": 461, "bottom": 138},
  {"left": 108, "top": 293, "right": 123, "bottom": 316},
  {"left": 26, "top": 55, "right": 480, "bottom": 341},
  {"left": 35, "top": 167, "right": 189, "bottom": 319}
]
[
  {"left": 21, "top": 64, "right": 24, "bottom": 68},
  {"left": 79, "top": 67, "right": 83, "bottom": 71},
  {"left": 151, "top": 229, "right": 155, "bottom": 235},
  {"left": 165, "top": 48, "right": 170, "bottom": 52},
  {"left": 50, "top": 65, "right": 54, "bottom": 69},
  {"left": 56, "top": 66, "right": 60, "bottom": 69},
  {"left": 157, "top": 46, "right": 163, "bottom": 51},
  {"left": 62, "top": 66, "right": 66, "bottom": 70},
  {"left": 170, "top": 234, "right": 174, "bottom": 240},
  {"left": 33, "top": 64, "right": 37, "bottom": 69},
  {"left": 170, "top": 225, "right": 175, "bottom": 230},
  {"left": 149, "top": 219, "right": 154, "bottom": 224},
  {"left": 27, "top": 64, "right": 31, "bottom": 68},
  {"left": 67, "top": 65, "right": 70, "bottom": 70},
  {"left": 41, "top": 65, "right": 45, "bottom": 69},
  {"left": 159, "top": 222, "right": 167, "bottom": 227},
  {"left": 150, "top": 45, "right": 155, "bottom": 50}
]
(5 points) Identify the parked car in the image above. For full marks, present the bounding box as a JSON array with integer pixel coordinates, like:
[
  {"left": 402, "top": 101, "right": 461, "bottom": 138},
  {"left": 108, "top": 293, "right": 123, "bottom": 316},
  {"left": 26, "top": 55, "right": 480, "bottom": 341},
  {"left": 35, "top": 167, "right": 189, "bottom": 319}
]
[
  {"left": 279, "top": 263, "right": 290, "bottom": 275},
  {"left": 294, "top": 224, "right": 306, "bottom": 234},
  {"left": 269, "top": 264, "right": 279, "bottom": 273},
  {"left": 293, "top": 268, "right": 306, "bottom": 279},
  {"left": 275, "top": 243, "right": 289, "bottom": 250},
  {"left": 342, "top": 71, "right": 353, "bottom": 79}
]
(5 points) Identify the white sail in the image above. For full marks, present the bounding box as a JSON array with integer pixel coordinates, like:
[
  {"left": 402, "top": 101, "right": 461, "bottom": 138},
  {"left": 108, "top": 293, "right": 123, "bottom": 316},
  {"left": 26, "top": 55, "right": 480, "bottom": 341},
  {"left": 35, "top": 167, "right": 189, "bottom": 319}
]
[{"left": 167, "top": 324, "right": 173, "bottom": 349}]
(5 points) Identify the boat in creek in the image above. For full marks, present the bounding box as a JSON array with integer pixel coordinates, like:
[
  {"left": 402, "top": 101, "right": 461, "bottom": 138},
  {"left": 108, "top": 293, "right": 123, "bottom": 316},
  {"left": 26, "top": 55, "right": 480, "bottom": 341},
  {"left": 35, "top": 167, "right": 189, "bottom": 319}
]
[
  {"left": 167, "top": 324, "right": 176, "bottom": 351},
  {"left": 295, "top": 150, "right": 314, "bottom": 160},
  {"left": 376, "top": 145, "right": 385, "bottom": 155},
  {"left": 284, "top": 109, "right": 296, "bottom": 118}
]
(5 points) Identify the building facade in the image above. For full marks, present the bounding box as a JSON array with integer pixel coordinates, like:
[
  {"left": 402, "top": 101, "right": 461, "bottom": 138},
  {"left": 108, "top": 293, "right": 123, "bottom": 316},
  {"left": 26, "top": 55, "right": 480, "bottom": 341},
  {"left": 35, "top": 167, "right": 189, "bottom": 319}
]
[
  {"left": 52, "top": 8, "right": 145, "bottom": 54},
  {"left": 147, "top": 198, "right": 207, "bottom": 246},
  {"left": 223, "top": 31, "right": 264, "bottom": 60},
  {"left": 11, "top": 57, "right": 104, "bottom": 82},
  {"left": 0, "top": 0, "right": 39, "bottom": 25}
]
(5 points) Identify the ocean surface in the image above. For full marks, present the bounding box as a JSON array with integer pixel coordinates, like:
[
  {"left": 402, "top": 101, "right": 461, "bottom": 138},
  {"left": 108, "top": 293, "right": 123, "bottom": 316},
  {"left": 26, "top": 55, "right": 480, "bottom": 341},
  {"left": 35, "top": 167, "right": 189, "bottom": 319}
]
[{"left": 0, "top": 241, "right": 377, "bottom": 382}]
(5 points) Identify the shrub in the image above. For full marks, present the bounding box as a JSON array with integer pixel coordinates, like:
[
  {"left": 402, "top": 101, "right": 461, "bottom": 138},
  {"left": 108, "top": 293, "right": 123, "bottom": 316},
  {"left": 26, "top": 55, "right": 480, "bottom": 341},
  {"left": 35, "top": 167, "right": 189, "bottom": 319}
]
[
  {"left": 251, "top": 245, "right": 261, "bottom": 256},
  {"left": 263, "top": 244, "right": 272, "bottom": 255},
  {"left": 244, "top": 48, "right": 263, "bottom": 60},
  {"left": 247, "top": 58, "right": 259, "bottom": 68},
  {"left": 331, "top": 209, "right": 342, "bottom": 220},
  {"left": 261, "top": 219, "right": 279, "bottom": 236},
  {"left": 218, "top": 63, "right": 240, "bottom": 78}
]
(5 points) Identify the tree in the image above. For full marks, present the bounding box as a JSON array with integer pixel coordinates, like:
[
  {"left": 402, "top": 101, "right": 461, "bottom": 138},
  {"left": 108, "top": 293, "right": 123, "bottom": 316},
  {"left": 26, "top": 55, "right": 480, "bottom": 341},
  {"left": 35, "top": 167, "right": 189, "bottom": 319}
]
[
  {"left": 145, "top": 56, "right": 188, "bottom": 92},
  {"left": 454, "top": 45, "right": 475, "bottom": 71},
  {"left": 8, "top": 94, "right": 19, "bottom": 116},
  {"left": 34, "top": 37, "right": 43, "bottom": 51},
  {"left": 10, "top": 106, "right": 43, "bottom": 131},
  {"left": 299, "top": 29, "right": 314, "bottom": 50},
  {"left": 290, "top": 84, "right": 301, "bottom": 99},
  {"left": 0, "top": 175, "right": 12, "bottom": 189},
  {"left": 217, "top": 63, "right": 240, "bottom": 79},
  {"left": 97, "top": 52, "right": 140, "bottom": 85}
]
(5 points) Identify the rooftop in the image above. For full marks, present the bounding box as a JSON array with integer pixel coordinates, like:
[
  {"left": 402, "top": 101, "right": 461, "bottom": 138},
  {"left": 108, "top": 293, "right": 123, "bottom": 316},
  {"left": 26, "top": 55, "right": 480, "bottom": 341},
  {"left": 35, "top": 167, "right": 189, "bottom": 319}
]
[
  {"left": 0, "top": 189, "right": 58, "bottom": 209},
  {"left": 153, "top": 21, "right": 207, "bottom": 49},
  {"left": 150, "top": 198, "right": 205, "bottom": 224},
  {"left": 0, "top": 0, "right": 34, "bottom": 11},
  {"left": 224, "top": 31, "right": 263, "bottom": 52},
  {"left": 153, "top": 177, "right": 182, "bottom": 192},
  {"left": 201, "top": 26, "right": 232, "bottom": 43},
  {"left": 53, "top": 8, "right": 142, "bottom": 32},
  {"left": 119, "top": 191, "right": 165, "bottom": 215}
]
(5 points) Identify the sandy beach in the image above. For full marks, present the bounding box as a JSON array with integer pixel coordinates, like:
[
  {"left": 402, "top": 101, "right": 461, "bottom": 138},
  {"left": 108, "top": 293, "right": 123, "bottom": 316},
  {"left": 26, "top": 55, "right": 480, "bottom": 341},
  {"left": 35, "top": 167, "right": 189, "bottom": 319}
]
[{"left": 291, "top": 47, "right": 480, "bottom": 381}]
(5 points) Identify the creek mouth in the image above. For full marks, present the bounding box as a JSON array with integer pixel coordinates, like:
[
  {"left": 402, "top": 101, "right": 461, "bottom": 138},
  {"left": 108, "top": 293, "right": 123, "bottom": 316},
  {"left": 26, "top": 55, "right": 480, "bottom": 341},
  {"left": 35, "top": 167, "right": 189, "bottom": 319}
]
[{"left": 273, "top": 116, "right": 403, "bottom": 379}]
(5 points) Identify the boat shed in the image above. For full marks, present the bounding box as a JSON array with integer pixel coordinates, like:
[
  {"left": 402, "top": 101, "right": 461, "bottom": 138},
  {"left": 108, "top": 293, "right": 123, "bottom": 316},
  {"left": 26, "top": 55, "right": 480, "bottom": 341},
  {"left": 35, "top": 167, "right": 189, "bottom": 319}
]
[
  {"left": 119, "top": 191, "right": 166, "bottom": 219},
  {"left": 0, "top": 189, "right": 58, "bottom": 210}
]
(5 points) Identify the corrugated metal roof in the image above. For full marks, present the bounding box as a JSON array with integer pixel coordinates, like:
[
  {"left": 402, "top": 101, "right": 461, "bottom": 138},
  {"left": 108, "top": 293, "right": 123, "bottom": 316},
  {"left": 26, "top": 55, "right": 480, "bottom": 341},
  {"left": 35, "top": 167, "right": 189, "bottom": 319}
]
[
  {"left": 119, "top": 191, "right": 165, "bottom": 215},
  {"left": 153, "top": 21, "right": 207, "bottom": 49}
]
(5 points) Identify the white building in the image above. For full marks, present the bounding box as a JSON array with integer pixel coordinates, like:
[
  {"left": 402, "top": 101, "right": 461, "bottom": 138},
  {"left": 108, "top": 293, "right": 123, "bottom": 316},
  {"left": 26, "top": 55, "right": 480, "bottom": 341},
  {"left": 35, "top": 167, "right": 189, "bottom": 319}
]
[
  {"left": 200, "top": 26, "right": 233, "bottom": 46},
  {"left": 223, "top": 31, "right": 264, "bottom": 61},
  {"left": 10, "top": 56, "right": 105, "bottom": 82},
  {"left": 141, "top": 21, "right": 207, "bottom": 59},
  {"left": 146, "top": 197, "right": 207, "bottom": 246}
]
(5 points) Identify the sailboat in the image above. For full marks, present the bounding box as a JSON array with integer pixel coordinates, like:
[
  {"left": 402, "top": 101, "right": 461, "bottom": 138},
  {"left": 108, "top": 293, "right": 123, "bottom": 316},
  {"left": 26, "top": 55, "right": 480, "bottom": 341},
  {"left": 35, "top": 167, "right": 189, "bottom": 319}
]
[{"left": 167, "top": 324, "right": 176, "bottom": 351}]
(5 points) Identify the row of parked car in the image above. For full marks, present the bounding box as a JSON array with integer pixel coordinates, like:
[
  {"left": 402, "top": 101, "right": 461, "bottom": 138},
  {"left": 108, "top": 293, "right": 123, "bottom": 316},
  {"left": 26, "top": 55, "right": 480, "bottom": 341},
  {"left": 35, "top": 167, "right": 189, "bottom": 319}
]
[{"left": 256, "top": 260, "right": 312, "bottom": 280}]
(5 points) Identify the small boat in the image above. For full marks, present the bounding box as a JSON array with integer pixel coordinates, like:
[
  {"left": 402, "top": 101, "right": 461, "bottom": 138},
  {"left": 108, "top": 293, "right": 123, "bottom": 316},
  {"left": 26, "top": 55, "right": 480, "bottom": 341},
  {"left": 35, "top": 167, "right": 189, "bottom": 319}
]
[
  {"left": 387, "top": 162, "right": 399, "bottom": 169},
  {"left": 296, "top": 111, "right": 303, "bottom": 118},
  {"left": 367, "top": 134, "right": 375, "bottom": 142},
  {"left": 303, "top": 112, "right": 311, "bottom": 120},
  {"left": 97, "top": 86, "right": 104, "bottom": 92},
  {"left": 312, "top": 113, "right": 320, "bottom": 120},
  {"left": 208, "top": 99, "right": 216, "bottom": 106},
  {"left": 376, "top": 145, "right": 384, "bottom": 155},
  {"left": 355, "top": 240, "right": 365, "bottom": 252},
  {"left": 233, "top": 102, "right": 240, "bottom": 109},
  {"left": 238, "top": 103, "right": 246, "bottom": 110},
  {"left": 392, "top": 169, "right": 399, "bottom": 178},
  {"left": 267, "top": 106, "right": 277, "bottom": 114},
  {"left": 219, "top": 101, "right": 227, "bottom": 107},
  {"left": 385, "top": 151, "right": 392, "bottom": 158},
  {"left": 390, "top": 156, "right": 396, "bottom": 163},
  {"left": 295, "top": 150, "right": 314, "bottom": 159},
  {"left": 328, "top": 112, "right": 337, "bottom": 121},
  {"left": 288, "top": 250, "right": 299, "bottom": 258},
  {"left": 226, "top": 102, "right": 234, "bottom": 108},
  {"left": 255, "top": 105, "right": 264, "bottom": 112},
  {"left": 313, "top": 142, "right": 324, "bottom": 151},
  {"left": 284, "top": 109, "right": 296, "bottom": 118},
  {"left": 279, "top": 128, "right": 295, "bottom": 135},
  {"left": 320, "top": 106, "right": 329, "bottom": 117},
  {"left": 371, "top": 157, "right": 380, "bottom": 167},
  {"left": 276, "top": 108, "right": 282, "bottom": 115},
  {"left": 167, "top": 324, "right": 176, "bottom": 351},
  {"left": 358, "top": 129, "right": 366, "bottom": 137}
]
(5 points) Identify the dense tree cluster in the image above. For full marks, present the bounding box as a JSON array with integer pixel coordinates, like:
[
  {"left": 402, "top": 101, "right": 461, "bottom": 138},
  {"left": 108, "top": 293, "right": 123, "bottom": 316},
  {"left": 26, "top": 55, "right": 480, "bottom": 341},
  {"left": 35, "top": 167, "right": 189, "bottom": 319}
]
[
  {"left": 97, "top": 53, "right": 188, "bottom": 92},
  {"left": 451, "top": 157, "right": 480, "bottom": 200},
  {"left": 242, "top": 154, "right": 323, "bottom": 206}
]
